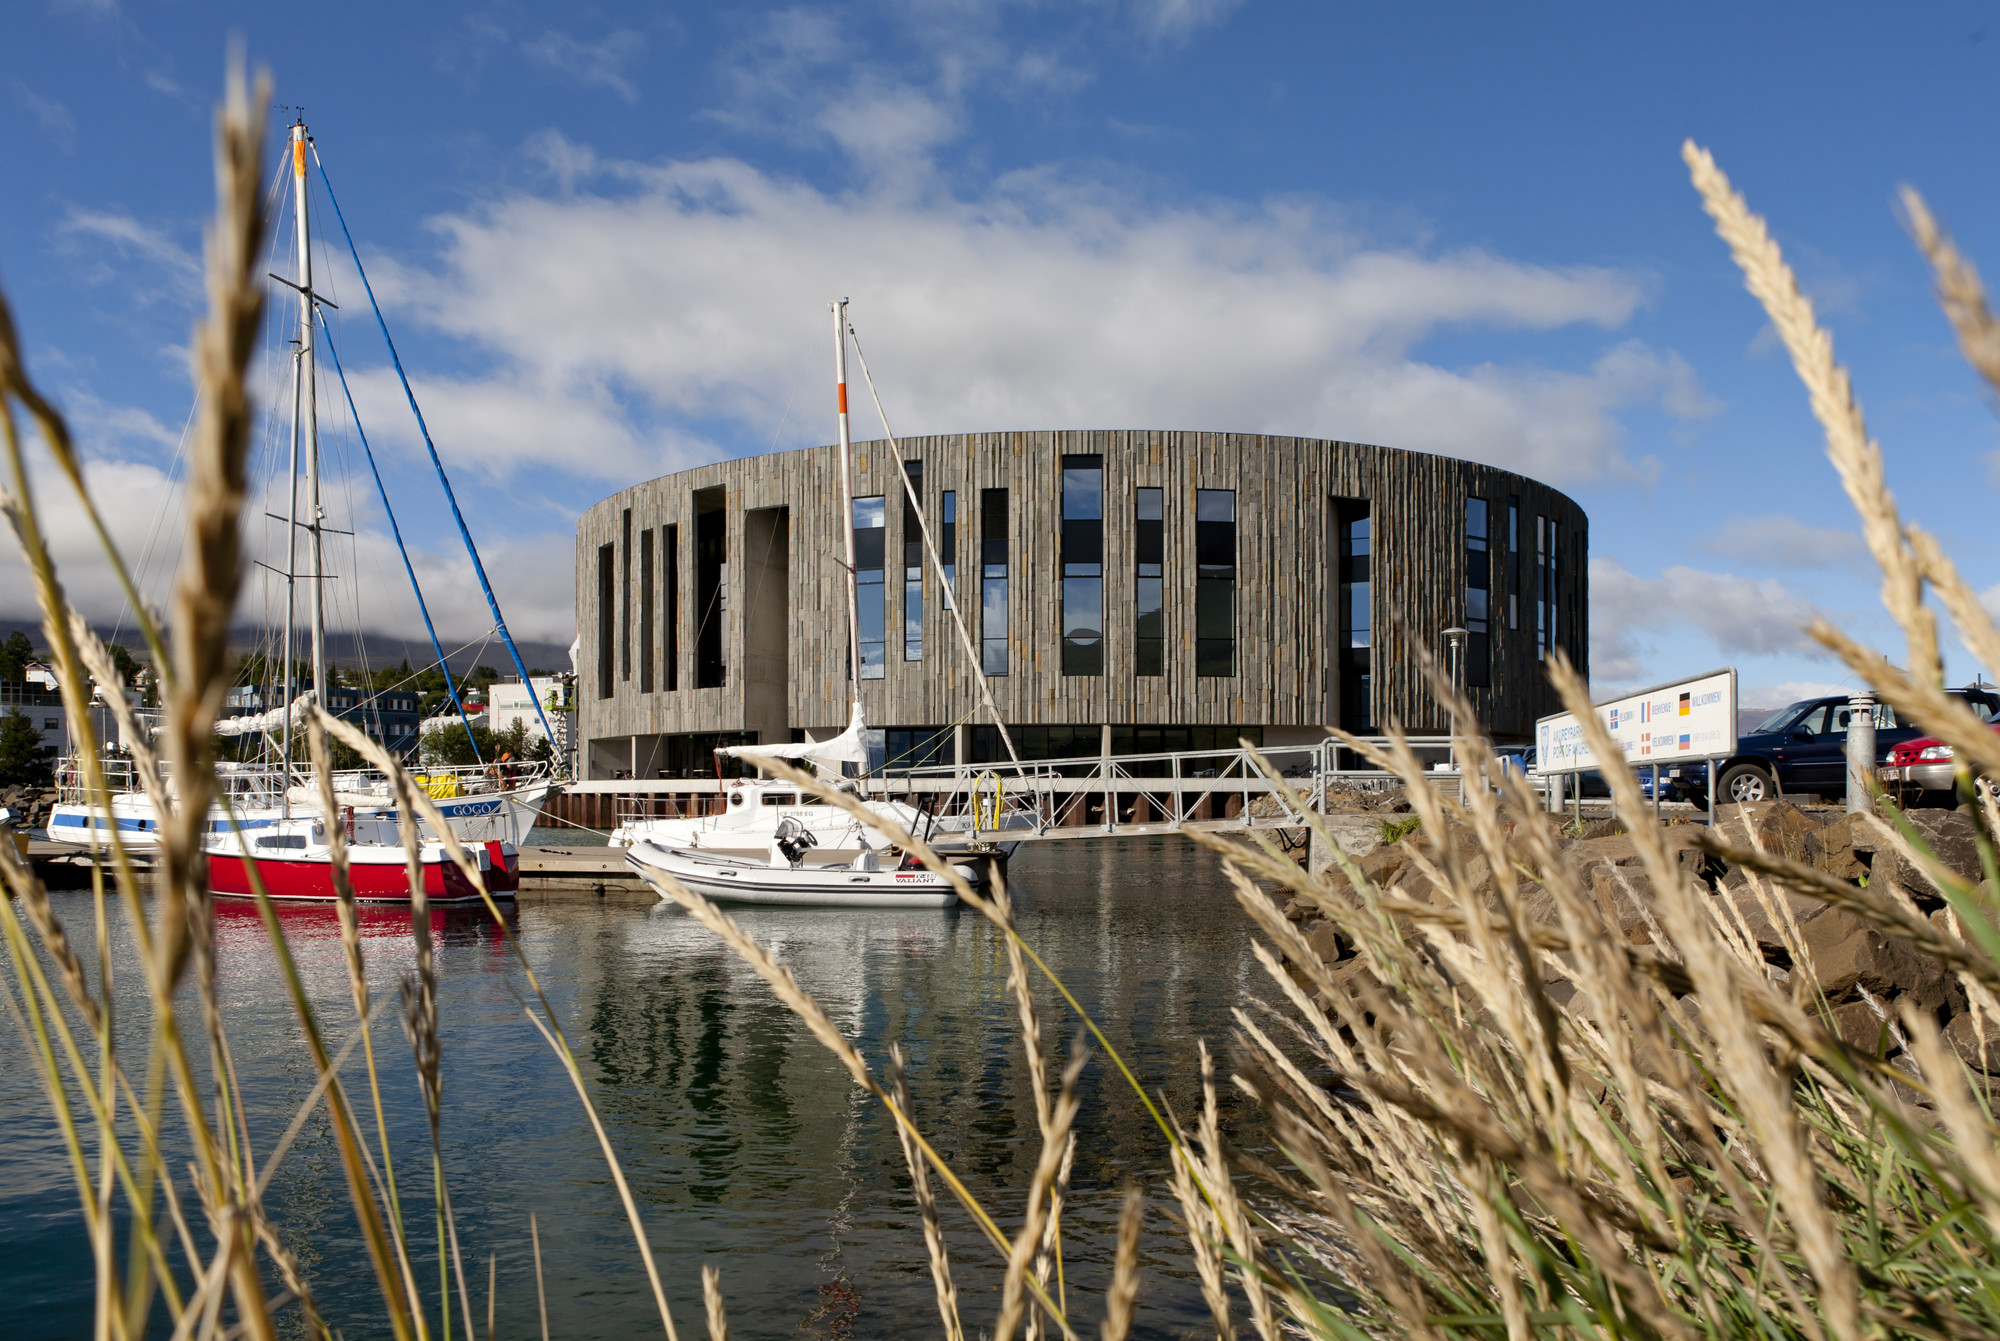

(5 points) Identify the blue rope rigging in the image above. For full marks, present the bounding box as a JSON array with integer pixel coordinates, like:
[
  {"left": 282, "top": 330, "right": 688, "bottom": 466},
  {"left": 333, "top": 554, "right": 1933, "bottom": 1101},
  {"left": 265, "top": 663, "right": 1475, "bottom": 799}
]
[
  {"left": 310, "top": 143, "right": 563, "bottom": 761},
  {"left": 316, "top": 313, "right": 484, "bottom": 762}
]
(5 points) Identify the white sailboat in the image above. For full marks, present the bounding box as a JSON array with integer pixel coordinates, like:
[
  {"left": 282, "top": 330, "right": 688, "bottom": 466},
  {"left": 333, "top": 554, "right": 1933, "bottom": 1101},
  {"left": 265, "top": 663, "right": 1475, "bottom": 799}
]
[
  {"left": 628, "top": 301, "right": 977, "bottom": 909},
  {"left": 47, "top": 118, "right": 558, "bottom": 858}
]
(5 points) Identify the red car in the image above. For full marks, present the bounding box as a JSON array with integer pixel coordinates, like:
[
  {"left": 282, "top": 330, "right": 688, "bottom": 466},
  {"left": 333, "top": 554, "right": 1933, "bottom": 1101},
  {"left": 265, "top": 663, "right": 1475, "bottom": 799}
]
[{"left": 1885, "top": 720, "right": 2000, "bottom": 793}]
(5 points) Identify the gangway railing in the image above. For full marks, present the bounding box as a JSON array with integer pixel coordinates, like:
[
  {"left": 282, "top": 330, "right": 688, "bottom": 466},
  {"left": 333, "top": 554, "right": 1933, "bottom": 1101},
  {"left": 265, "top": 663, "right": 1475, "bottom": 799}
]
[{"left": 855, "top": 735, "right": 1461, "bottom": 843}]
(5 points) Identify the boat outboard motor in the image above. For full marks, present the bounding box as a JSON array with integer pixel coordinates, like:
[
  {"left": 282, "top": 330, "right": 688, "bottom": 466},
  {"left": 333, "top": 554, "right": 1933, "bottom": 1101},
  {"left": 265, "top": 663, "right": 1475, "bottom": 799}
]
[{"left": 772, "top": 816, "right": 817, "bottom": 867}]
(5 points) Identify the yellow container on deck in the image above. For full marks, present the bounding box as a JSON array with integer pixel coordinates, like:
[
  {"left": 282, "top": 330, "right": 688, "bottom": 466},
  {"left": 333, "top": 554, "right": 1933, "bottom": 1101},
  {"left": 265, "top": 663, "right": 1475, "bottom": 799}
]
[{"left": 423, "top": 776, "right": 461, "bottom": 799}]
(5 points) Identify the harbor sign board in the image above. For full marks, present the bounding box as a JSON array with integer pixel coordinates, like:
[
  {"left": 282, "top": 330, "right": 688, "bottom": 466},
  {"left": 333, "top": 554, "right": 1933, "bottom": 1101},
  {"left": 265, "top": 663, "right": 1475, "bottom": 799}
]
[{"left": 1536, "top": 668, "right": 1738, "bottom": 775}]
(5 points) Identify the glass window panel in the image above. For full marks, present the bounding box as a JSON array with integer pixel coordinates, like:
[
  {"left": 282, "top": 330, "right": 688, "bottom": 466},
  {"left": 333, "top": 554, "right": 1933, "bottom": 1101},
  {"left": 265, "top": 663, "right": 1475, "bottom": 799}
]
[
  {"left": 1062, "top": 576, "right": 1103, "bottom": 676},
  {"left": 982, "top": 577, "right": 1008, "bottom": 675},
  {"left": 1136, "top": 572, "right": 1164, "bottom": 677},
  {"left": 1061, "top": 456, "right": 1103, "bottom": 519},
  {"left": 854, "top": 495, "right": 886, "bottom": 679},
  {"left": 1136, "top": 483, "right": 1165, "bottom": 679}
]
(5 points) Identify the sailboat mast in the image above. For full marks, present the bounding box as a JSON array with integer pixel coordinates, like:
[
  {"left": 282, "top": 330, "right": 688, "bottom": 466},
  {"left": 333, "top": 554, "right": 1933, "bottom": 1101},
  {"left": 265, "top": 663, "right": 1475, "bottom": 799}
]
[
  {"left": 833, "top": 300, "right": 862, "bottom": 691},
  {"left": 291, "top": 122, "right": 328, "bottom": 711},
  {"left": 280, "top": 293, "right": 301, "bottom": 809}
]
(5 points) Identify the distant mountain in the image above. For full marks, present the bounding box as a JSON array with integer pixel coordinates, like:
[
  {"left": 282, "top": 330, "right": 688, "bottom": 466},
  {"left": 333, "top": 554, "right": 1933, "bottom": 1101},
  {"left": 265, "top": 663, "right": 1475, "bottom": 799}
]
[{"left": 0, "top": 618, "right": 575, "bottom": 677}]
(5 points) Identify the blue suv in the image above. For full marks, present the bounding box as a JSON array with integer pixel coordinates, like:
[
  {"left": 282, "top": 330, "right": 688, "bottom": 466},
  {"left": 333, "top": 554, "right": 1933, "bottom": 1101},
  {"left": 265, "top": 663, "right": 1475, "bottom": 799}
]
[{"left": 1661, "top": 686, "right": 2000, "bottom": 806}]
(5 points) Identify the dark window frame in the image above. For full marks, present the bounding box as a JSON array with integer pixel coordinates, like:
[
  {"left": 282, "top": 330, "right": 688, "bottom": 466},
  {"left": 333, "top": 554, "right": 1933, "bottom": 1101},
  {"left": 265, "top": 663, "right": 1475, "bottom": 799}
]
[
  {"left": 639, "top": 526, "right": 655, "bottom": 693},
  {"left": 1061, "top": 454, "right": 1104, "bottom": 676},
  {"left": 619, "top": 508, "right": 632, "bottom": 681},
  {"left": 1336, "top": 499, "right": 1372, "bottom": 733},
  {"left": 1135, "top": 486, "right": 1164, "bottom": 677},
  {"left": 854, "top": 494, "right": 887, "bottom": 680},
  {"left": 980, "top": 488, "right": 1009, "bottom": 676},
  {"left": 664, "top": 523, "right": 680, "bottom": 691},
  {"left": 596, "top": 542, "right": 614, "bottom": 700},
  {"left": 1194, "top": 489, "right": 1236, "bottom": 678},
  {"left": 1465, "top": 496, "right": 1490, "bottom": 688}
]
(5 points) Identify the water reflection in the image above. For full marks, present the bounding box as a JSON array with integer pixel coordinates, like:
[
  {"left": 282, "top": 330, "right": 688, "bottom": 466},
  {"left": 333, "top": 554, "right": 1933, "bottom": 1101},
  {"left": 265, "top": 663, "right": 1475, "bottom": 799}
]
[{"left": 1, "top": 838, "right": 1267, "bottom": 1340}]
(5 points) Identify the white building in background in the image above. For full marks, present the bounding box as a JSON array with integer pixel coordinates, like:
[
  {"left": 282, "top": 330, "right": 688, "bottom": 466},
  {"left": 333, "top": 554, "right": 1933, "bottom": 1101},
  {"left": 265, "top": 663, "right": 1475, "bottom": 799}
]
[{"left": 489, "top": 675, "right": 575, "bottom": 748}]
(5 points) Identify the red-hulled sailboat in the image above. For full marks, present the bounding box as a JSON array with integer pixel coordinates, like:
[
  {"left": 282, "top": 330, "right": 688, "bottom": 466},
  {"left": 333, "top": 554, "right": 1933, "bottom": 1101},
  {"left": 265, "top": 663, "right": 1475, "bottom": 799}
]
[
  {"left": 201, "top": 119, "right": 517, "bottom": 908},
  {"left": 206, "top": 815, "right": 517, "bottom": 903}
]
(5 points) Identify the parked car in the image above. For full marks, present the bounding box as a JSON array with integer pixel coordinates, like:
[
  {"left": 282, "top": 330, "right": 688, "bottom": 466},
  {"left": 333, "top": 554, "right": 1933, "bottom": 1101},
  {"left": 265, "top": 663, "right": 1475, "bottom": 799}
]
[
  {"left": 1662, "top": 685, "right": 2000, "bottom": 806},
  {"left": 1884, "top": 718, "right": 2000, "bottom": 794},
  {"left": 1497, "top": 746, "right": 1672, "bottom": 800}
]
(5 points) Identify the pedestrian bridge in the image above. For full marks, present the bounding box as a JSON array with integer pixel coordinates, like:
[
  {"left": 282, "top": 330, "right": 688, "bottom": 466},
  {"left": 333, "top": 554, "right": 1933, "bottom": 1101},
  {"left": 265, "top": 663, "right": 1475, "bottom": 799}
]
[{"left": 550, "top": 737, "right": 1462, "bottom": 843}]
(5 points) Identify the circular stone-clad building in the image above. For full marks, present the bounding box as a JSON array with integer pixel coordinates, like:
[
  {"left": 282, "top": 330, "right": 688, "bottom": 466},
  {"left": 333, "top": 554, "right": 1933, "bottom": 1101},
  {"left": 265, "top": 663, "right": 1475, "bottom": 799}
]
[{"left": 573, "top": 430, "right": 1587, "bottom": 779}]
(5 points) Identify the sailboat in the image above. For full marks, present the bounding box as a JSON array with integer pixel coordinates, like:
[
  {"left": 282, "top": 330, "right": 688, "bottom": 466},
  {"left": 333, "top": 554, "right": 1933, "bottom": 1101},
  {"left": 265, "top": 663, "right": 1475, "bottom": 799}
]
[
  {"left": 627, "top": 302, "right": 978, "bottom": 909},
  {"left": 199, "top": 118, "right": 517, "bottom": 904},
  {"left": 49, "top": 117, "right": 560, "bottom": 867},
  {"left": 607, "top": 702, "right": 936, "bottom": 861}
]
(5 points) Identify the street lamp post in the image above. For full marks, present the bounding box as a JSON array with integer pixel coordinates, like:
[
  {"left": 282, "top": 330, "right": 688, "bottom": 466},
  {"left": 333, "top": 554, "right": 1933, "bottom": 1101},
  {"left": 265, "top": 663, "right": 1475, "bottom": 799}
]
[{"left": 1442, "top": 626, "right": 1469, "bottom": 779}]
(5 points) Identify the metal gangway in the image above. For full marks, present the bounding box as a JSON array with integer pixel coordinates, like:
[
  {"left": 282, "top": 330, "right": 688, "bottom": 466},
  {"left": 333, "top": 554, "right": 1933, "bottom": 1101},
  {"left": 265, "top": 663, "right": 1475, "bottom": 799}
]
[{"left": 857, "top": 736, "right": 1461, "bottom": 846}]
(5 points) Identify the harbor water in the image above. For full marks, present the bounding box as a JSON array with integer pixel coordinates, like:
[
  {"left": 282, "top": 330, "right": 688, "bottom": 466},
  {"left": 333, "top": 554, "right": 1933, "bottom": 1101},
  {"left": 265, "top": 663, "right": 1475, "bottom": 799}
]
[{"left": 0, "top": 837, "right": 1273, "bottom": 1339}]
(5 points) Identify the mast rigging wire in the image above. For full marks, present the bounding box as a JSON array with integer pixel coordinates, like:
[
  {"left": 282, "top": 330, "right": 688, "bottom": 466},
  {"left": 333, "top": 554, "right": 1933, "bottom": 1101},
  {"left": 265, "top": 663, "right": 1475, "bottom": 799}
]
[
  {"left": 316, "top": 312, "right": 484, "bottom": 761},
  {"left": 844, "top": 317, "right": 1024, "bottom": 774},
  {"left": 308, "top": 143, "right": 562, "bottom": 758}
]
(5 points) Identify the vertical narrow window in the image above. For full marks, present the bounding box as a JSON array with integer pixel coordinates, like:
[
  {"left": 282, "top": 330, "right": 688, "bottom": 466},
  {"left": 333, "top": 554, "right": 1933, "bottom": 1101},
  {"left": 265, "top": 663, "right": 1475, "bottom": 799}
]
[
  {"left": 1507, "top": 495, "right": 1520, "bottom": 631},
  {"left": 1060, "top": 454, "right": 1103, "bottom": 675},
  {"left": 1549, "top": 522, "right": 1560, "bottom": 652},
  {"left": 620, "top": 508, "right": 632, "bottom": 680},
  {"left": 980, "top": 488, "right": 1009, "bottom": 676},
  {"left": 664, "top": 523, "right": 680, "bottom": 691},
  {"left": 1465, "top": 497, "right": 1490, "bottom": 688},
  {"left": 694, "top": 487, "right": 727, "bottom": 687},
  {"left": 596, "top": 543, "right": 614, "bottom": 700},
  {"left": 1135, "top": 487, "right": 1164, "bottom": 676},
  {"left": 1338, "top": 503, "right": 1371, "bottom": 732},
  {"left": 854, "top": 495, "right": 886, "bottom": 679},
  {"left": 1195, "top": 489, "right": 1236, "bottom": 677},
  {"left": 639, "top": 527, "right": 655, "bottom": 692},
  {"left": 1535, "top": 515, "right": 1549, "bottom": 661},
  {"left": 941, "top": 491, "right": 956, "bottom": 595},
  {"left": 903, "top": 462, "right": 924, "bottom": 662}
]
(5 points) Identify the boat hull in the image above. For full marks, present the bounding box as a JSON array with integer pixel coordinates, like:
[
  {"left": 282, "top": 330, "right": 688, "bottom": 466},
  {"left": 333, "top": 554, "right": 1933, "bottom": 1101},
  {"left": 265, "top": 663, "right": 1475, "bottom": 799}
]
[
  {"left": 207, "top": 839, "right": 519, "bottom": 904},
  {"left": 626, "top": 842, "right": 960, "bottom": 909},
  {"left": 49, "top": 781, "right": 555, "bottom": 850}
]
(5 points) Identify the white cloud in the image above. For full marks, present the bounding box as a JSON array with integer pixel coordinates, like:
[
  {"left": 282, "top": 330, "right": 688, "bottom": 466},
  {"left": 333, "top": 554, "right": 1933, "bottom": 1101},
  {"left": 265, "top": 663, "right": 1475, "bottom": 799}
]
[
  {"left": 1591, "top": 556, "right": 1829, "bottom": 685},
  {"left": 57, "top": 207, "right": 201, "bottom": 304},
  {"left": 521, "top": 27, "right": 648, "bottom": 103},
  {"left": 1132, "top": 0, "right": 1245, "bottom": 44},
  {"left": 11, "top": 79, "right": 76, "bottom": 152},
  {"left": 0, "top": 454, "right": 188, "bottom": 629},
  {"left": 366, "top": 149, "right": 1695, "bottom": 488},
  {"left": 1741, "top": 680, "right": 1857, "bottom": 711},
  {"left": 338, "top": 365, "right": 690, "bottom": 484},
  {"left": 1694, "top": 513, "right": 1866, "bottom": 569},
  {"left": 59, "top": 389, "right": 184, "bottom": 455}
]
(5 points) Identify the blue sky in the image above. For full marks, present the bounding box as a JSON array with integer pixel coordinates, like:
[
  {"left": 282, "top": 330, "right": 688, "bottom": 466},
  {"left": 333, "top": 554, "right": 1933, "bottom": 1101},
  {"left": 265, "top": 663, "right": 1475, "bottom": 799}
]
[{"left": 5, "top": 0, "right": 1999, "bottom": 706}]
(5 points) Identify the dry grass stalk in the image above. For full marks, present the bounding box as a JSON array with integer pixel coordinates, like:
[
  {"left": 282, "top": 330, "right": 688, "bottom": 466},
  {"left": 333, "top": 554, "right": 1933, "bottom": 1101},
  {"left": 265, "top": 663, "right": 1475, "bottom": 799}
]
[
  {"left": 888, "top": 1043, "right": 963, "bottom": 1341},
  {"left": 644, "top": 849, "right": 1083, "bottom": 1338},
  {"left": 994, "top": 1047, "right": 1085, "bottom": 1341},
  {"left": 1900, "top": 187, "right": 2000, "bottom": 396},
  {"left": 317, "top": 706, "right": 683, "bottom": 1341},
  {"left": 531, "top": 1213, "right": 550, "bottom": 1341},
  {"left": 1683, "top": 139, "right": 1938, "bottom": 688},
  {"left": 1099, "top": 1188, "right": 1143, "bottom": 1341},
  {"left": 700, "top": 1264, "right": 729, "bottom": 1341}
]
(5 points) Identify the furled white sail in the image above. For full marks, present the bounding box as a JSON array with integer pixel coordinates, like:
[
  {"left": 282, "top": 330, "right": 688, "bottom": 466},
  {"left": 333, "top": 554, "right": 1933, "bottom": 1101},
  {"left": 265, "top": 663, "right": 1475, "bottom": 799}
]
[
  {"left": 717, "top": 701, "right": 870, "bottom": 768},
  {"left": 213, "top": 691, "right": 316, "bottom": 737}
]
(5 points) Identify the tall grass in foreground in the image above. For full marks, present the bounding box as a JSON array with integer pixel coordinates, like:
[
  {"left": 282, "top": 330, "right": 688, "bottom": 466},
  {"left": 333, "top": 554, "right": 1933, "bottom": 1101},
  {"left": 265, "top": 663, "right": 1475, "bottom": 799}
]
[{"left": 9, "top": 57, "right": 2000, "bottom": 1341}]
